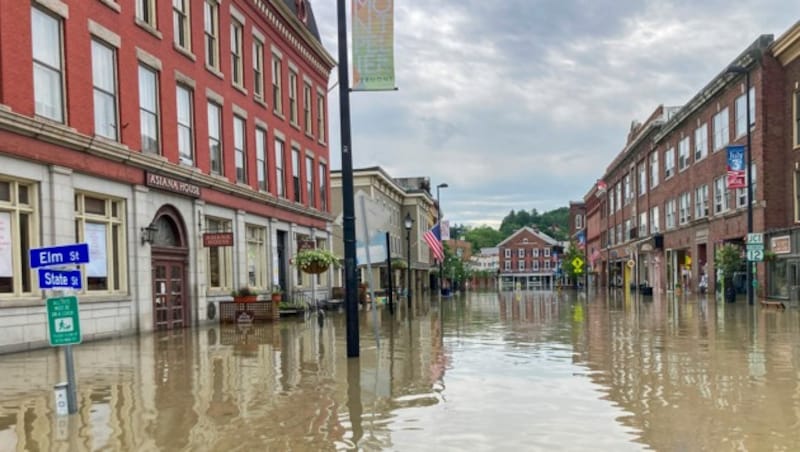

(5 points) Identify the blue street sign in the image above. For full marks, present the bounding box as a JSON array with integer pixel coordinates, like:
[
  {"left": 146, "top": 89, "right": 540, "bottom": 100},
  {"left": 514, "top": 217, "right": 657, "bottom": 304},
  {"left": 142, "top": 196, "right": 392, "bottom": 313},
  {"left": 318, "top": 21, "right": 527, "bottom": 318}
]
[
  {"left": 29, "top": 243, "right": 90, "bottom": 268},
  {"left": 38, "top": 269, "right": 82, "bottom": 290}
]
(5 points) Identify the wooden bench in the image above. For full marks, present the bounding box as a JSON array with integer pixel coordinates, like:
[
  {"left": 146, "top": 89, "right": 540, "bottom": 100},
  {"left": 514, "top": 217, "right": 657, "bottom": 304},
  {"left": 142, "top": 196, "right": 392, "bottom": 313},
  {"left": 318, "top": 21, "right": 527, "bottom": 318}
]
[{"left": 759, "top": 299, "right": 786, "bottom": 310}]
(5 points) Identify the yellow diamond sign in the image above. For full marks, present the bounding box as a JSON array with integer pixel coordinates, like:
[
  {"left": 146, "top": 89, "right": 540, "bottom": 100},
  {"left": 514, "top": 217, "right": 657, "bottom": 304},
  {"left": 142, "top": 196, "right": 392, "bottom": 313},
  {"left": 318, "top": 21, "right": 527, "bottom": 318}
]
[{"left": 572, "top": 256, "right": 584, "bottom": 274}]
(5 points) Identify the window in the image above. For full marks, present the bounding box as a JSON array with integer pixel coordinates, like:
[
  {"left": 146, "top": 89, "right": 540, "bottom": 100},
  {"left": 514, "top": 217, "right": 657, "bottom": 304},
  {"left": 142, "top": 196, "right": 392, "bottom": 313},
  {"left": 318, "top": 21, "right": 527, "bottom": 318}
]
[
  {"left": 665, "top": 146, "right": 675, "bottom": 178},
  {"left": 288, "top": 70, "right": 298, "bottom": 125},
  {"left": 246, "top": 225, "right": 267, "bottom": 289},
  {"left": 32, "top": 7, "right": 65, "bottom": 123},
  {"left": 275, "top": 137, "right": 285, "bottom": 197},
  {"left": 737, "top": 164, "right": 757, "bottom": 208},
  {"left": 138, "top": 65, "right": 160, "bottom": 153},
  {"left": 616, "top": 224, "right": 622, "bottom": 244},
  {"left": 679, "top": 192, "right": 691, "bottom": 225},
  {"left": 75, "top": 193, "right": 126, "bottom": 292},
  {"left": 714, "top": 176, "right": 729, "bottom": 214},
  {"left": 638, "top": 163, "right": 646, "bottom": 196},
  {"left": 639, "top": 212, "right": 647, "bottom": 237},
  {"left": 615, "top": 184, "right": 621, "bottom": 211},
  {"left": 173, "top": 0, "right": 191, "bottom": 50},
  {"left": 230, "top": 20, "right": 243, "bottom": 87},
  {"left": 136, "top": 0, "right": 157, "bottom": 27},
  {"left": 624, "top": 219, "right": 631, "bottom": 241},
  {"left": 608, "top": 187, "right": 615, "bottom": 213},
  {"left": 207, "top": 102, "right": 222, "bottom": 175},
  {"left": 544, "top": 260, "right": 550, "bottom": 270},
  {"left": 517, "top": 248, "right": 524, "bottom": 258},
  {"left": 304, "top": 83, "right": 313, "bottom": 134},
  {"left": 713, "top": 108, "right": 729, "bottom": 150},
  {"left": 533, "top": 248, "right": 540, "bottom": 257},
  {"left": 544, "top": 248, "right": 550, "bottom": 257},
  {"left": 694, "top": 185, "right": 709, "bottom": 219},
  {"left": 623, "top": 173, "right": 631, "bottom": 204},
  {"left": 608, "top": 229, "right": 614, "bottom": 246},
  {"left": 305, "top": 155, "right": 314, "bottom": 207},
  {"left": 292, "top": 147, "right": 301, "bottom": 202},
  {"left": 272, "top": 54, "right": 283, "bottom": 114},
  {"left": 694, "top": 123, "right": 708, "bottom": 161},
  {"left": 678, "top": 136, "right": 690, "bottom": 171},
  {"left": 317, "top": 92, "right": 326, "bottom": 142},
  {"left": 256, "top": 128, "right": 268, "bottom": 191},
  {"left": 650, "top": 152, "right": 659, "bottom": 188},
  {"left": 319, "top": 163, "right": 327, "bottom": 211},
  {"left": 203, "top": 1, "right": 219, "bottom": 69},
  {"left": 234, "top": 116, "right": 246, "bottom": 183},
  {"left": 735, "top": 87, "right": 756, "bottom": 137},
  {"left": 504, "top": 249, "right": 511, "bottom": 258},
  {"left": 575, "top": 214, "right": 582, "bottom": 230},
  {"left": 504, "top": 260, "right": 511, "bottom": 271},
  {"left": 92, "top": 40, "right": 118, "bottom": 140},
  {"left": 176, "top": 85, "right": 194, "bottom": 165},
  {"left": 206, "top": 217, "right": 232, "bottom": 289},
  {"left": 665, "top": 199, "right": 676, "bottom": 230},
  {"left": 0, "top": 180, "right": 38, "bottom": 295},
  {"left": 253, "top": 40, "right": 264, "bottom": 100},
  {"left": 650, "top": 206, "right": 660, "bottom": 234},
  {"left": 532, "top": 261, "right": 539, "bottom": 271},
  {"left": 518, "top": 260, "right": 525, "bottom": 272}
]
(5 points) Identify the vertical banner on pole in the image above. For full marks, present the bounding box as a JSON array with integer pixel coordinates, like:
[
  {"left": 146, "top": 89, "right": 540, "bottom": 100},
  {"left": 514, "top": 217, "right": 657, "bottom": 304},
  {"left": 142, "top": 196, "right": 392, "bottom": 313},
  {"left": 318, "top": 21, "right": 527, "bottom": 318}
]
[
  {"left": 726, "top": 145, "right": 746, "bottom": 189},
  {"left": 352, "top": 0, "right": 395, "bottom": 91}
]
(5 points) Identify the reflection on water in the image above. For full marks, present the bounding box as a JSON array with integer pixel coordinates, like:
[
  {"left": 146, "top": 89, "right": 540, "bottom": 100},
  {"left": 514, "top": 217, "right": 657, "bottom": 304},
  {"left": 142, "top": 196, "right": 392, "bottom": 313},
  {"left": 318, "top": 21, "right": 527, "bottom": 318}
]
[{"left": 0, "top": 292, "right": 799, "bottom": 450}]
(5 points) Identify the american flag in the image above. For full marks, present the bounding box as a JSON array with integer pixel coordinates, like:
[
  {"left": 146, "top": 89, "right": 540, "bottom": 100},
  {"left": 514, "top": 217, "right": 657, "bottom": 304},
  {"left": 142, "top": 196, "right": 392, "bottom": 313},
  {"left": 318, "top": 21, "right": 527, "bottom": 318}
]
[{"left": 423, "top": 223, "right": 445, "bottom": 262}]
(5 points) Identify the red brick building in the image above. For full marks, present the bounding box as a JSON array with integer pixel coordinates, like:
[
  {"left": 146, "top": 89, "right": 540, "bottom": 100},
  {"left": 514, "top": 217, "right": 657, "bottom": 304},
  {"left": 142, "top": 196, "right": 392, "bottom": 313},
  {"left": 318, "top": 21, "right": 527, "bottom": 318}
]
[
  {"left": 498, "top": 227, "right": 561, "bottom": 290},
  {"left": 0, "top": 0, "right": 334, "bottom": 351},
  {"left": 587, "top": 29, "right": 800, "bottom": 299}
]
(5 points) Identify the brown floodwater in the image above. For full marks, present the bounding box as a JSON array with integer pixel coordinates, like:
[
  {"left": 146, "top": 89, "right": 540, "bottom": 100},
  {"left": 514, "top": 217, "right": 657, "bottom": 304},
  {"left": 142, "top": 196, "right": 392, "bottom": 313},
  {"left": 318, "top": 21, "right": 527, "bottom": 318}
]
[{"left": 0, "top": 291, "right": 798, "bottom": 451}]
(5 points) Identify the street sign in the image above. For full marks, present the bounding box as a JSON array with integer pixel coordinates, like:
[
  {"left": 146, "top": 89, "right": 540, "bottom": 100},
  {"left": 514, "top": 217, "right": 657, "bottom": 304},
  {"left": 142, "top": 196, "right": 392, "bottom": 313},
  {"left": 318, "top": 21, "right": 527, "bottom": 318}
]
[
  {"left": 38, "top": 269, "right": 82, "bottom": 290},
  {"left": 29, "top": 243, "right": 90, "bottom": 268},
  {"left": 747, "top": 248, "right": 764, "bottom": 262},
  {"left": 572, "top": 256, "right": 584, "bottom": 274},
  {"left": 46, "top": 296, "right": 81, "bottom": 346},
  {"left": 747, "top": 233, "right": 764, "bottom": 245}
]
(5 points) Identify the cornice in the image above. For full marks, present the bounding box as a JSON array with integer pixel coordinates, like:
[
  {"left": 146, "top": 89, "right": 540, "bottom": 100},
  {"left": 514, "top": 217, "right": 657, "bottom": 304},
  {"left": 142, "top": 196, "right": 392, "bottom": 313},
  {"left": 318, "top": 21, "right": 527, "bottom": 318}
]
[
  {"left": 772, "top": 21, "right": 800, "bottom": 66},
  {"left": 0, "top": 108, "right": 332, "bottom": 223}
]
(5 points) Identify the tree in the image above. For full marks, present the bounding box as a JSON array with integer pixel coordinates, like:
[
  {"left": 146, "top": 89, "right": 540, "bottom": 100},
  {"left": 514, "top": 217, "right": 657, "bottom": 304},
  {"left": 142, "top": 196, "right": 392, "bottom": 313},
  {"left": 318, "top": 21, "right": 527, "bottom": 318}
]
[
  {"left": 449, "top": 223, "right": 468, "bottom": 240},
  {"left": 562, "top": 242, "right": 586, "bottom": 285},
  {"left": 464, "top": 225, "right": 505, "bottom": 251}
]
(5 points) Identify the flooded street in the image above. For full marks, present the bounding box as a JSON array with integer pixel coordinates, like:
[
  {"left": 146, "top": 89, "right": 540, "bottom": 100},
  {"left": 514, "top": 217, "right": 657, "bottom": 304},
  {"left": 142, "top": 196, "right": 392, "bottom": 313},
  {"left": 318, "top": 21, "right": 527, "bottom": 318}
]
[{"left": 1, "top": 291, "right": 799, "bottom": 451}]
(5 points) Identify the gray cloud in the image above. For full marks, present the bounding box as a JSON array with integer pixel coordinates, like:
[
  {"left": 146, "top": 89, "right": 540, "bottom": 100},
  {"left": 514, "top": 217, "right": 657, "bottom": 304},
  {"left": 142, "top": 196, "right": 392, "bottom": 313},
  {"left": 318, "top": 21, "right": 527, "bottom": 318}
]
[{"left": 311, "top": 0, "right": 797, "bottom": 227}]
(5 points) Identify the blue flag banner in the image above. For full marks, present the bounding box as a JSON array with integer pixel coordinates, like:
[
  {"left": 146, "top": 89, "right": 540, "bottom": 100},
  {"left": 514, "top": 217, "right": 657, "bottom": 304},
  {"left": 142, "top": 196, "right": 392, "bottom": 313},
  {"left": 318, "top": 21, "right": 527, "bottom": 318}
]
[{"left": 726, "top": 145, "right": 746, "bottom": 189}]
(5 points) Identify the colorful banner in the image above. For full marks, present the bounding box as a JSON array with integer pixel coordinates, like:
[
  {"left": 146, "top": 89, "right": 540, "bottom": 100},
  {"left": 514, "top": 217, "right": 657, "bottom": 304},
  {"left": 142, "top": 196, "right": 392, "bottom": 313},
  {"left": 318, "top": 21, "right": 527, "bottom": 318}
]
[
  {"left": 352, "top": 0, "right": 395, "bottom": 91},
  {"left": 440, "top": 220, "right": 450, "bottom": 241},
  {"left": 726, "top": 145, "right": 746, "bottom": 189}
]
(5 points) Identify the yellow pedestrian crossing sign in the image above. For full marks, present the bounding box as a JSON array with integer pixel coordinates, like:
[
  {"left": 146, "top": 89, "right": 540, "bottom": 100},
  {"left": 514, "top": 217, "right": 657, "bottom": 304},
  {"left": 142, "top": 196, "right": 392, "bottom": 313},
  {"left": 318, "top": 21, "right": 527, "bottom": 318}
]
[{"left": 572, "top": 256, "right": 584, "bottom": 274}]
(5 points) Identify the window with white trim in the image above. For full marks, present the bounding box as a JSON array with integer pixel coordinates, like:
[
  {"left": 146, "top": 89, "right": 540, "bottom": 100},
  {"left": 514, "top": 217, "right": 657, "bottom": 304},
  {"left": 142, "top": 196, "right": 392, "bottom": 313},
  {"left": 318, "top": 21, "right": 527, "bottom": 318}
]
[
  {"left": 305, "top": 155, "right": 314, "bottom": 207},
  {"left": 303, "top": 83, "right": 313, "bottom": 135},
  {"left": 735, "top": 87, "right": 755, "bottom": 138},
  {"left": 504, "top": 249, "right": 511, "bottom": 258},
  {"left": 665, "top": 199, "right": 676, "bottom": 230},
  {"left": 206, "top": 217, "right": 232, "bottom": 290},
  {"left": 532, "top": 261, "right": 539, "bottom": 271},
  {"left": 288, "top": 70, "right": 298, "bottom": 125},
  {"left": 533, "top": 248, "right": 540, "bottom": 257},
  {"left": 544, "top": 260, "right": 550, "bottom": 270},
  {"left": 208, "top": 102, "right": 222, "bottom": 175},
  {"left": 615, "top": 184, "right": 622, "bottom": 211},
  {"left": 713, "top": 108, "right": 729, "bottom": 151},
  {"left": 736, "top": 163, "right": 756, "bottom": 208},
  {"left": 694, "top": 123, "right": 708, "bottom": 161},
  {"left": 638, "top": 163, "right": 646, "bottom": 196},
  {"left": 694, "top": 184, "right": 709, "bottom": 219},
  {"left": 623, "top": 173, "right": 631, "bottom": 204},
  {"left": 32, "top": 7, "right": 65, "bottom": 122},
  {"left": 253, "top": 39, "right": 264, "bottom": 101},
  {"left": 234, "top": 115, "right": 246, "bottom": 183},
  {"left": 616, "top": 224, "right": 622, "bottom": 244},
  {"left": 256, "top": 127, "right": 268, "bottom": 191},
  {"left": 173, "top": 0, "right": 191, "bottom": 51},
  {"left": 275, "top": 137, "right": 285, "bottom": 197},
  {"left": 679, "top": 192, "right": 691, "bottom": 225},
  {"left": 230, "top": 19, "right": 244, "bottom": 87},
  {"left": 203, "top": 0, "right": 219, "bottom": 69},
  {"left": 176, "top": 84, "right": 194, "bottom": 165},
  {"left": 292, "top": 146, "right": 301, "bottom": 202},
  {"left": 317, "top": 92, "right": 326, "bottom": 142},
  {"left": 544, "top": 248, "right": 550, "bottom": 257},
  {"left": 714, "top": 175, "right": 729, "bottom": 214},
  {"left": 92, "top": 39, "right": 118, "bottom": 140},
  {"left": 650, "top": 152, "right": 659, "bottom": 188},
  {"left": 319, "top": 162, "right": 327, "bottom": 211},
  {"left": 137, "top": 0, "right": 157, "bottom": 28},
  {"left": 138, "top": 64, "right": 160, "bottom": 154},
  {"left": 272, "top": 54, "right": 283, "bottom": 114},
  {"left": 0, "top": 180, "right": 38, "bottom": 296},
  {"left": 678, "top": 136, "right": 690, "bottom": 171},
  {"left": 518, "top": 260, "right": 525, "bottom": 271},
  {"left": 74, "top": 193, "right": 126, "bottom": 292},
  {"left": 504, "top": 260, "right": 511, "bottom": 271},
  {"left": 518, "top": 248, "right": 525, "bottom": 258},
  {"left": 624, "top": 219, "right": 631, "bottom": 241},
  {"left": 246, "top": 225, "right": 267, "bottom": 289},
  {"left": 639, "top": 212, "right": 647, "bottom": 237},
  {"left": 665, "top": 146, "right": 675, "bottom": 178},
  {"left": 650, "top": 206, "right": 660, "bottom": 234}
]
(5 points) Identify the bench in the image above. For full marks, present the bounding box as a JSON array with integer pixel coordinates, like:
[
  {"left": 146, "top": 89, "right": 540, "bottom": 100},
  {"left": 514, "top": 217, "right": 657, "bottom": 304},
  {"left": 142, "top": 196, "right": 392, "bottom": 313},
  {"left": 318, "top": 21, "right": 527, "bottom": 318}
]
[{"left": 759, "top": 299, "right": 786, "bottom": 310}]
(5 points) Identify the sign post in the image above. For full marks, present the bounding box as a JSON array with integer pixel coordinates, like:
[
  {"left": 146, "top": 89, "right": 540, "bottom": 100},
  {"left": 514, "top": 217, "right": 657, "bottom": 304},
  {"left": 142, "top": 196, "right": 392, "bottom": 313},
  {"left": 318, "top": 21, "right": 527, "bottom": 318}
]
[{"left": 30, "top": 243, "right": 89, "bottom": 416}]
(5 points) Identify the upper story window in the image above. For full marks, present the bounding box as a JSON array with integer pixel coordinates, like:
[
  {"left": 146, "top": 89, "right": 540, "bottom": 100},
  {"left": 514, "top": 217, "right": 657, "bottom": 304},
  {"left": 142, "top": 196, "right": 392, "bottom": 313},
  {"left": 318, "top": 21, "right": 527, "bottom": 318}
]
[
  {"left": 638, "top": 163, "right": 646, "bottom": 196},
  {"left": 288, "top": 70, "right": 298, "bottom": 125},
  {"left": 303, "top": 83, "right": 313, "bottom": 135},
  {"left": 650, "top": 206, "right": 660, "bottom": 234},
  {"left": 794, "top": 92, "right": 800, "bottom": 147},
  {"left": 138, "top": 65, "right": 160, "bottom": 154},
  {"left": 317, "top": 91, "right": 326, "bottom": 142},
  {"left": 694, "top": 123, "right": 708, "bottom": 161},
  {"left": 518, "top": 260, "right": 525, "bottom": 271},
  {"left": 623, "top": 173, "right": 631, "bottom": 204},
  {"left": 665, "top": 199, "right": 676, "bottom": 230},
  {"left": 735, "top": 87, "right": 756, "bottom": 138},
  {"left": 256, "top": 128, "right": 268, "bottom": 191},
  {"left": 207, "top": 102, "right": 222, "bottom": 175},
  {"left": 714, "top": 175, "right": 729, "bottom": 214},
  {"left": 736, "top": 163, "right": 757, "bottom": 208},
  {"left": 533, "top": 248, "right": 540, "bottom": 258},
  {"left": 253, "top": 39, "right": 265, "bottom": 101},
  {"left": 176, "top": 84, "right": 194, "bottom": 165},
  {"left": 234, "top": 115, "right": 246, "bottom": 183},
  {"left": 319, "top": 162, "right": 328, "bottom": 211},
  {"left": 678, "top": 136, "right": 690, "bottom": 171},
  {"left": 91, "top": 40, "right": 119, "bottom": 140},
  {"left": 713, "top": 107, "right": 729, "bottom": 151},
  {"left": 203, "top": 1, "right": 219, "bottom": 70},
  {"left": 695, "top": 184, "right": 709, "bottom": 219},
  {"left": 275, "top": 137, "right": 286, "bottom": 197},
  {"left": 292, "top": 147, "right": 301, "bottom": 202},
  {"left": 544, "top": 248, "right": 550, "bottom": 257},
  {"left": 504, "top": 249, "right": 511, "bottom": 258},
  {"left": 664, "top": 146, "right": 675, "bottom": 178},
  {"left": 173, "top": 0, "right": 191, "bottom": 51},
  {"left": 679, "top": 192, "right": 691, "bottom": 225},
  {"left": 517, "top": 248, "right": 524, "bottom": 258},
  {"left": 649, "top": 152, "right": 659, "bottom": 188},
  {"left": 230, "top": 20, "right": 244, "bottom": 87},
  {"left": 305, "top": 155, "right": 314, "bottom": 207},
  {"left": 32, "top": 7, "right": 64, "bottom": 123},
  {"left": 272, "top": 54, "right": 283, "bottom": 115},
  {"left": 639, "top": 212, "right": 647, "bottom": 237},
  {"left": 575, "top": 214, "right": 583, "bottom": 230},
  {"left": 137, "top": 0, "right": 157, "bottom": 29}
]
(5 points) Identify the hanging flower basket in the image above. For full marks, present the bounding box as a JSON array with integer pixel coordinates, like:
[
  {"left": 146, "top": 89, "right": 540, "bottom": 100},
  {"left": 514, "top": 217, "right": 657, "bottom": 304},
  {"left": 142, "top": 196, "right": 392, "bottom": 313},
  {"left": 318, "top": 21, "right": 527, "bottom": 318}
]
[
  {"left": 305, "top": 261, "right": 329, "bottom": 274},
  {"left": 293, "top": 249, "right": 340, "bottom": 275}
]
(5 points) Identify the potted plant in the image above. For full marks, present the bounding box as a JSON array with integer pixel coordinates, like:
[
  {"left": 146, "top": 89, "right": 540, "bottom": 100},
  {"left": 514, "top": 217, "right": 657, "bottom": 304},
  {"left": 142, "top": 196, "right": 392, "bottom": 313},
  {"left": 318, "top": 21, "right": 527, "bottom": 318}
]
[
  {"left": 271, "top": 285, "right": 282, "bottom": 303},
  {"left": 293, "top": 248, "right": 340, "bottom": 274},
  {"left": 232, "top": 286, "right": 258, "bottom": 303},
  {"left": 716, "top": 243, "right": 743, "bottom": 303}
]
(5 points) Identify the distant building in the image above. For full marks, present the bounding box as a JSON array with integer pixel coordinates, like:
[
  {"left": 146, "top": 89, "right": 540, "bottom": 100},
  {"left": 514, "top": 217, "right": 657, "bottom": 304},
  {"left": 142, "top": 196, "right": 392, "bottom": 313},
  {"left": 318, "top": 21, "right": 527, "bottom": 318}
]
[
  {"left": 468, "top": 247, "right": 499, "bottom": 290},
  {"left": 497, "top": 227, "right": 560, "bottom": 290}
]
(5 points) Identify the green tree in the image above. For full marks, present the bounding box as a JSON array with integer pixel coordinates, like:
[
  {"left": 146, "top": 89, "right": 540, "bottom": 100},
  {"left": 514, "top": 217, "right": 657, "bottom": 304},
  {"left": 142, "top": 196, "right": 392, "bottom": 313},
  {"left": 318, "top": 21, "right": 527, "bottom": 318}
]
[
  {"left": 464, "top": 225, "right": 505, "bottom": 251},
  {"left": 562, "top": 242, "right": 586, "bottom": 284}
]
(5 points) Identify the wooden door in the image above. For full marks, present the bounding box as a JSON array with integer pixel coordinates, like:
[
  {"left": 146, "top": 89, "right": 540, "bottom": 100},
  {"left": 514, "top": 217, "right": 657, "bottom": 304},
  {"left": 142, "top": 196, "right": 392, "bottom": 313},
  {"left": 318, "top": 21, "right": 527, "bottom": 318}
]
[{"left": 153, "top": 260, "right": 186, "bottom": 329}]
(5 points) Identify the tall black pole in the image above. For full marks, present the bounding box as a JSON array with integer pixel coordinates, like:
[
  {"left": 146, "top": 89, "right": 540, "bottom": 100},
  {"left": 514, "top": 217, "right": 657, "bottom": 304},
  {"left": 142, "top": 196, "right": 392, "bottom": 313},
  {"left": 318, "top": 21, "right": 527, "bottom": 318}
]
[
  {"left": 436, "top": 185, "right": 443, "bottom": 295},
  {"left": 337, "top": 0, "right": 359, "bottom": 356},
  {"left": 745, "top": 70, "right": 754, "bottom": 306},
  {"left": 407, "top": 227, "right": 412, "bottom": 308},
  {"left": 386, "top": 231, "right": 394, "bottom": 315}
]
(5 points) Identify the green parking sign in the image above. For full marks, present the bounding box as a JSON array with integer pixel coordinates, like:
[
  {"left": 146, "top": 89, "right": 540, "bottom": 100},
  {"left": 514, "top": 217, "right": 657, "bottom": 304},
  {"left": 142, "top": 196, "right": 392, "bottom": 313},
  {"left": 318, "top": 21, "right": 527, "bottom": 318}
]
[{"left": 47, "top": 296, "right": 81, "bottom": 346}]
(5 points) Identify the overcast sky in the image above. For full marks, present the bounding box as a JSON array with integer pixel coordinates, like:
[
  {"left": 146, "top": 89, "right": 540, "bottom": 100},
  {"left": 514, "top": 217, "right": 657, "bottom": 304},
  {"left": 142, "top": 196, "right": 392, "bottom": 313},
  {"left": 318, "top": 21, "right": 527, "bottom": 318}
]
[{"left": 310, "top": 1, "right": 796, "bottom": 228}]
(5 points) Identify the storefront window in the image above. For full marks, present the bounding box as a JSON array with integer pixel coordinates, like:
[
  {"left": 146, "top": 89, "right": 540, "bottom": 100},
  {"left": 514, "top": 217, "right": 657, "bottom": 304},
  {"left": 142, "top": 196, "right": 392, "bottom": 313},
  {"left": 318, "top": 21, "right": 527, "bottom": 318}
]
[
  {"left": 0, "top": 179, "right": 37, "bottom": 295},
  {"left": 768, "top": 259, "right": 789, "bottom": 299},
  {"left": 75, "top": 193, "right": 126, "bottom": 292}
]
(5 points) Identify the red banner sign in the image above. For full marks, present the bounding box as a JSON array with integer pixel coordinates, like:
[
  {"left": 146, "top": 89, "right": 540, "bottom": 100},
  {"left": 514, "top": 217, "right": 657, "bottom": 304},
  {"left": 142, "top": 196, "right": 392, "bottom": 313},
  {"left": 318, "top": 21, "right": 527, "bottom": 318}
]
[{"left": 203, "top": 232, "right": 233, "bottom": 247}]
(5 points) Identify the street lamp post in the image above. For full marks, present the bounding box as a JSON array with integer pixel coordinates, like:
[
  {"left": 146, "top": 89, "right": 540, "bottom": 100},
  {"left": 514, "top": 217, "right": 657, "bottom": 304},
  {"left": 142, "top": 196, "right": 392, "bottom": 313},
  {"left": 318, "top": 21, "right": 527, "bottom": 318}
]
[
  {"left": 404, "top": 213, "right": 414, "bottom": 308},
  {"left": 727, "top": 64, "right": 754, "bottom": 306},
  {"left": 436, "top": 183, "right": 448, "bottom": 295}
]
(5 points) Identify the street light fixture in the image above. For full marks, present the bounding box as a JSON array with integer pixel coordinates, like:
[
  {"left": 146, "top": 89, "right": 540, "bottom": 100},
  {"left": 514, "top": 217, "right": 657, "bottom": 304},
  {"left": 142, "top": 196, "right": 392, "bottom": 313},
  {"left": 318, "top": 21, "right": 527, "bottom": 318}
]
[
  {"left": 726, "top": 64, "right": 754, "bottom": 306},
  {"left": 404, "top": 212, "right": 414, "bottom": 308},
  {"left": 436, "top": 183, "right": 449, "bottom": 295}
]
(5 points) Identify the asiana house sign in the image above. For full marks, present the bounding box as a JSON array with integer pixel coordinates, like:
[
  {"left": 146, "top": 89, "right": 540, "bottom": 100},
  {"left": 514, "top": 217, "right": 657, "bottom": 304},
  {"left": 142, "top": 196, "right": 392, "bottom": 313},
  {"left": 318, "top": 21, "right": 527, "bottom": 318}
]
[{"left": 145, "top": 172, "right": 201, "bottom": 198}]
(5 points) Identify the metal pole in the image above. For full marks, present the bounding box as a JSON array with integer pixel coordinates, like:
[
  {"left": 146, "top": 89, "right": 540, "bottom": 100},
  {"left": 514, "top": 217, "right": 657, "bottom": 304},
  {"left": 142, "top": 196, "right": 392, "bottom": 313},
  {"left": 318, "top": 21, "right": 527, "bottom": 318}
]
[
  {"left": 337, "top": 0, "right": 359, "bottom": 356},
  {"left": 386, "top": 231, "right": 394, "bottom": 315},
  {"left": 745, "top": 70, "right": 754, "bottom": 306},
  {"left": 64, "top": 344, "right": 78, "bottom": 414},
  {"left": 407, "top": 227, "right": 412, "bottom": 308},
  {"left": 436, "top": 186, "right": 443, "bottom": 295}
]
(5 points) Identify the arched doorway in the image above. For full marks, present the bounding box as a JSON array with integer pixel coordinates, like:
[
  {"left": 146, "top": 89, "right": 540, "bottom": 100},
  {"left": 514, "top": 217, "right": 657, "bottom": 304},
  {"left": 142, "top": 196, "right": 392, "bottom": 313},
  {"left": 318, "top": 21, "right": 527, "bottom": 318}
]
[{"left": 149, "top": 206, "right": 189, "bottom": 330}]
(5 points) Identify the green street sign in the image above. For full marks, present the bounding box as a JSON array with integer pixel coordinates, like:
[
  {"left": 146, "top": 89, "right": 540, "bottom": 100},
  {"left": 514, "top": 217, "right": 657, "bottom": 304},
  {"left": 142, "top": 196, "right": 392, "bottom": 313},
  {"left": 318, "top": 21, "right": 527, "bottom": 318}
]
[{"left": 47, "top": 296, "right": 81, "bottom": 346}]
